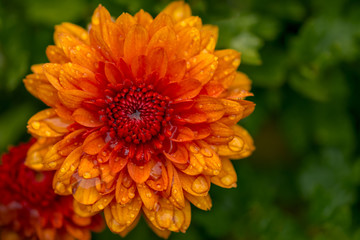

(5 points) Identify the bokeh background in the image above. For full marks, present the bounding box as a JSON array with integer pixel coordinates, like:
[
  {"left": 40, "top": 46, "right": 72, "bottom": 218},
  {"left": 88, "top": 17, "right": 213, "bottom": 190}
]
[{"left": 1, "top": 0, "right": 360, "bottom": 239}]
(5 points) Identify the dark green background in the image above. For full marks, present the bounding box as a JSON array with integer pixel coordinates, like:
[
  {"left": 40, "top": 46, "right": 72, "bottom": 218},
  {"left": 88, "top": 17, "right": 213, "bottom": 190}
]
[{"left": 1, "top": 0, "right": 360, "bottom": 239}]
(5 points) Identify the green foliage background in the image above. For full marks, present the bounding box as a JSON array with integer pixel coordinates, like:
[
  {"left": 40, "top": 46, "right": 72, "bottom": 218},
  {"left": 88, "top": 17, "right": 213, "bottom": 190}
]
[{"left": 1, "top": 0, "right": 360, "bottom": 239}]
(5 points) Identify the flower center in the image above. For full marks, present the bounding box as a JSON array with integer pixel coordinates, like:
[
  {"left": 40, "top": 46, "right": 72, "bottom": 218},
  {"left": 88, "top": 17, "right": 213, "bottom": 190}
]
[{"left": 104, "top": 85, "right": 169, "bottom": 144}]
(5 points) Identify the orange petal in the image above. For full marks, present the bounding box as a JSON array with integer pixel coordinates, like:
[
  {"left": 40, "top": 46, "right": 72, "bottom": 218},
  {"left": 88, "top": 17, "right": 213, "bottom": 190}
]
[
  {"left": 104, "top": 62, "right": 124, "bottom": 86},
  {"left": 137, "top": 183, "right": 158, "bottom": 210},
  {"left": 165, "top": 161, "right": 185, "bottom": 208},
  {"left": 211, "top": 158, "right": 237, "bottom": 188},
  {"left": 115, "top": 13, "right": 137, "bottom": 35},
  {"left": 148, "top": 13, "right": 174, "bottom": 37},
  {"left": 146, "top": 161, "right": 169, "bottom": 192},
  {"left": 176, "top": 27, "right": 201, "bottom": 59},
  {"left": 68, "top": 44, "right": 104, "bottom": 72},
  {"left": 193, "top": 96, "right": 225, "bottom": 122},
  {"left": 124, "top": 25, "right": 149, "bottom": 64},
  {"left": 144, "top": 215, "right": 171, "bottom": 239},
  {"left": 58, "top": 89, "right": 96, "bottom": 110},
  {"left": 186, "top": 53, "right": 218, "bottom": 85},
  {"left": 174, "top": 16, "right": 202, "bottom": 32},
  {"left": 74, "top": 194, "right": 114, "bottom": 217},
  {"left": 211, "top": 49, "right": 241, "bottom": 88},
  {"left": 104, "top": 196, "right": 142, "bottom": 233},
  {"left": 147, "top": 47, "right": 168, "bottom": 79},
  {"left": 78, "top": 154, "right": 100, "bottom": 179},
  {"left": 94, "top": 164, "right": 116, "bottom": 195},
  {"left": 147, "top": 26, "right": 176, "bottom": 60},
  {"left": 59, "top": 63, "right": 100, "bottom": 95},
  {"left": 27, "top": 108, "right": 70, "bottom": 138},
  {"left": 54, "top": 22, "right": 89, "bottom": 45},
  {"left": 216, "top": 125, "right": 255, "bottom": 159},
  {"left": 118, "top": 214, "right": 141, "bottom": 237},
  {"left": 127, "top": 160, "right": 153, "bottom": 183},
  {"left": 23, "top": 73, "right": 60, "bottom": 107},
  {"left": 230, "top": 72, "right": 252, "bottom": 91},
  {"left": 179, "top": 141, "right": 221, "bottom": 175},
  {"left": 184, "top": 192, "right": 212, "bottom": 210},
  {"left": 200, "top": 25, "right": 218, "bottom": 53},
  {"left": 42, "top": 63, "right": 63, "bottom": 90},
  {"left": 178, "top": 172, "right": 210, "bottom": 196},
  {"left": 115, "top": 171, "right": 136, "bottom": 204},
  {"left": 134, "top": 9, "right": 153, "bottom": 28},
  {"left": 143, "top": 198, "right": 191, "bottom": 233},
  {"left": 25, "top": 137, "right": 60, "bottom": 170},
  {"left": 109, "top": 155, "right": 128, "bottom": 175},
  {"left": 73, "top": 177, "right": 102, "bottom": 205},
  {"left": 163, "top": 143, "right": 188, "bottom": 164},
  {"left": 72, "top": 108, "right": 103, "bottom": 127},
  {"left": 163, "top": 78, "right": 202, "bottom": 101},
  {"left": 166, "top": 59, "right": 186, "bottom": 83},
  {"left": 46, "top": 45, "right": 70, "bottom": 63},
  {"left": 161, "top": 1, "right": 191, "bottom": 23},
  {"left": 56, "top": 146, "right": 82, "bottom": 182}
]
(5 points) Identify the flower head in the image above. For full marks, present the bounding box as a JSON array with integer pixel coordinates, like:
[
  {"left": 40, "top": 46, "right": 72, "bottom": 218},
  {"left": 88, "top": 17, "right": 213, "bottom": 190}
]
[
  {"left": 24, "top": 1, "right": 255, "bottom": 237},
  {"left": 0, "top": 139, "right": 103, "bottom": 240}
]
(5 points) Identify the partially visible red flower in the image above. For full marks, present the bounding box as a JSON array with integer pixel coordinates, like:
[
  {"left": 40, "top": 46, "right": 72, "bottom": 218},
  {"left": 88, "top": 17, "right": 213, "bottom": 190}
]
[{"left": 0, "top": 139, "right": 103, "bottom": 240}]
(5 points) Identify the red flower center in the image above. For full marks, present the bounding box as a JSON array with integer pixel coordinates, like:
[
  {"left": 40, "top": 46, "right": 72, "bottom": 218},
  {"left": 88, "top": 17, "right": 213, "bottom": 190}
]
[{"left": 103, "top": 85, "right": 171, "bottom": 144}]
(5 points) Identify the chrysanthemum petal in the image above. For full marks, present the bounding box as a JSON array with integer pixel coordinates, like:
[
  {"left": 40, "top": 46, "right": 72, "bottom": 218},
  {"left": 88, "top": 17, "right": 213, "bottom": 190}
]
[
  {"left": 165, "top": 161, "right": 185, "bottom": 208},
  {"left": 143, "top": 198, "right": 191, "bottom": 233},
  {"left": 23, "top": 73, "right": 60, "bottom": 107},
  {"left": 175, "top": 27, "right": 200, "bottom": 59},
  {"left": 147, "top": 26, "right": 176, "bottom": 58},
  {"left": 161, "top": 1, "right": 191, "bottom": 23},
  {"left": 115, "top": 13, "right": 137, "bottom": 35},
  {"left": 127, "top": 160, "right": 153, "bottom": 183},
  {"left": 200, "top": 25, "right": 218, "bottom": 53},
  {"left": 58, "top": 89, "right": 97, "bottom": 110},
  {"left": 186, "top": 53, "right": 218, "bottom": 85},
  {"left": 216, "top": 125, "right": 255, "bottom": 159},
  {"left": 210, "top": 49, "right": 241, "bottom": 88},
  {"left": 27, "top": 108, "right": 70, "bottom": 138},
  {"left": 26, "top": 137, "right": 59, "bottom": 170},
  {"left": 166, "top": 59, "right": 186, "bottom": 83},
  {"left": 124, "top": 25, "right": 149, "bottom": 64},
  {"left": 163, "top": 144, "right": 188, "bottom": 164},
  {"left": 144, "top": 216, "right": 171, "bottom": 239},
  {"left": 73, "top": 177, "right": 102, "bottom": 205},
  {"left": 115, "top": 171, "right": 136, "bottom": 204},
  {"left": 211, "top": 158, "right": 237, "bottom": 188},
  {"left": 46, "top": 45, "right": 70, "bottom": 63},
  {"left": 104, "top": 196, "right": 142, "bottom": 233},
  {"left": 56, "top": 147, "right": 82, "bottom": 182},
  {"left": 137, "top": 183, "right": 158, "bottom": 210},
  {"left": 178, "top": 172, "right": 210, "bottom": 196},
  {"left": 72, "top": 108, "right": 103, "bottom": 127},
  {"left": 184, "top": 192, "right": 212, "bottom": 210},
  {"left": 146, "top": 161, "right": 169, "bottom": 192},
  {"left": 54, "top": 22, "right": 89, "bottom": 45},
  {"left": 134, "top": 9, "right": 153, "bottom": 28},
  {"left": 230, "top": 72, "right": 252, "bottom": 91},
  {"left": 78, "top": 154, "right": 100, "bottom": 179},
  {"left": 147, "top": 47, "right": 168, "bottom": 79}
]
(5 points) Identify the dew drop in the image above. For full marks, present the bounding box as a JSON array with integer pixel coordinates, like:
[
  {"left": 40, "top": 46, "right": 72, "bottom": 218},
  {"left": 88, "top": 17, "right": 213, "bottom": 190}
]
[
  {"left": 31, "top": 121, "right": 41, "bottom": 130},
  {"left": 83, "top": 172, "right": 91, "bottom": 178},
  {"left": 48, "top": 162, "right": 57, "bottom": 168},
  {"left": 228, "top": 137, "right": 243, "bottom": 152},
  {"left": 221, "top": 175, "right": 235, "bottom": 186},
  {"left": 191, "top": 176, "right": 208, "bottom": 194}
]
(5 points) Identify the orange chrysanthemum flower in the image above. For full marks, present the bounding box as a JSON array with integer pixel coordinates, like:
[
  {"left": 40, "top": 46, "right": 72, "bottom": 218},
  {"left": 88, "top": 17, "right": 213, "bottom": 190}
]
[
  {"left": 24, "top": 1, "right": 255, "bottom": 238},
  {"left": 0, "top": 139, "right": 103, "bottom": 240}
]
